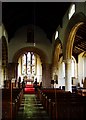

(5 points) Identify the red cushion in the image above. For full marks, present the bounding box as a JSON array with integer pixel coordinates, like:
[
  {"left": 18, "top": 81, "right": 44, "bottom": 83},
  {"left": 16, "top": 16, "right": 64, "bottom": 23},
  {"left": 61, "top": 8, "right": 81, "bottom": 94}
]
[
  {"left": 24, "top": 85, "right": 35, "bottom": 94},
  {"left": 25, "top": 84, "right": 33, "bottom": 88}
]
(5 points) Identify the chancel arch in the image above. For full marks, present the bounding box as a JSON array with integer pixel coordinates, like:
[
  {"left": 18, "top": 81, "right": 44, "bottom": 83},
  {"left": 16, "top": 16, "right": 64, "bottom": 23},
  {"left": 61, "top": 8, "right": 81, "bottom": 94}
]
[{"left": 12, "top": 47, "right": 51, "bottom": 88}]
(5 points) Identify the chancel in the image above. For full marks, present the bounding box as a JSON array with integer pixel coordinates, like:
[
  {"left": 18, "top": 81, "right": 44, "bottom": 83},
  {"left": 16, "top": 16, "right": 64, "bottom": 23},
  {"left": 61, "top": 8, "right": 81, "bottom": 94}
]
[{"left": 0, "top": 1, "right": 86, "bottom": 120}]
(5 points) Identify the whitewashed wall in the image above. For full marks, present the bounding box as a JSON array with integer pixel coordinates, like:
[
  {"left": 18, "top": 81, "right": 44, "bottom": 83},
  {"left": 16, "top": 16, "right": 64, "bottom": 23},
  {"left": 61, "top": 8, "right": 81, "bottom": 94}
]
[
  {"left": 0, "top": 24, "right": 8, "bottom": 87},
  {"left": 8, "top": 25, "right": 52, "bottom": 64}
]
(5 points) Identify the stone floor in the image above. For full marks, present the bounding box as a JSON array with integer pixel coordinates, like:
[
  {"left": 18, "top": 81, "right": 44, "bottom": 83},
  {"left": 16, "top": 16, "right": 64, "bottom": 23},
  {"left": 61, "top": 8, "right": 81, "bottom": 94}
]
[{"left": 15, "top": 94, "right": 51, "bottom": 120}]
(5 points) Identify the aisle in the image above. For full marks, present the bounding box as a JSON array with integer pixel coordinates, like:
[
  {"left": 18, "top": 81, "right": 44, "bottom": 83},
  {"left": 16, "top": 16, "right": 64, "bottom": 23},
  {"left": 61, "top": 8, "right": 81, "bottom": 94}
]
[{"left": 15, "top": 94, "right": 51, "bottom": 120}]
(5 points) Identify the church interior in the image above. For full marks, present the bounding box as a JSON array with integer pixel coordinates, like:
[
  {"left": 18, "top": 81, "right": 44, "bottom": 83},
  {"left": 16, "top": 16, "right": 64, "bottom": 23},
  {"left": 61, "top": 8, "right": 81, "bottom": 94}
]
[{"left": 0, "top": 1, "right": 86, "bottom": 120}]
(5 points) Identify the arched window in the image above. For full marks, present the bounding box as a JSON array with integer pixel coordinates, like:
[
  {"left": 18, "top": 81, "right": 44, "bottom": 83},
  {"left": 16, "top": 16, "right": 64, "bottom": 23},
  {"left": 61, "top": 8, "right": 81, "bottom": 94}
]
[{"left": 21, "top": 52, "right": 37, "bottom": 78}]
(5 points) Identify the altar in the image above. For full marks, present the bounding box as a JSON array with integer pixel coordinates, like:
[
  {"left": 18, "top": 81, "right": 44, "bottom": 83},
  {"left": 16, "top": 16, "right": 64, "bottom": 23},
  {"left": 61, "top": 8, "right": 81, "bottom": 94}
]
[{"left": 25, "top": 79, "right": 34, "bottom": 85}]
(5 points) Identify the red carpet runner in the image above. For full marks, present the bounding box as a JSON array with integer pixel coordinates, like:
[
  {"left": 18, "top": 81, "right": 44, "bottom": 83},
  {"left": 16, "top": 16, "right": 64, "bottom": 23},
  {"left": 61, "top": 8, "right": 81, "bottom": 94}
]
[{"left": 24, "top": 84, "right": 35, "bottom": 94}]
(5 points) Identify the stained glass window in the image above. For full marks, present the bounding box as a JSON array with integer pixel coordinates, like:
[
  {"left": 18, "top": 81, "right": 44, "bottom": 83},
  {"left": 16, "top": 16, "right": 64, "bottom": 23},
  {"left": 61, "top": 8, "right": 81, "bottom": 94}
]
[
  {"left": 21, "top": 52, "right": 36, "bottom": 78},
  {"left": 27, "top": 52, "right": 31, "bottom": 76},
  {"left": 22, "top": 54, "right": 26, "bottom": 75}
]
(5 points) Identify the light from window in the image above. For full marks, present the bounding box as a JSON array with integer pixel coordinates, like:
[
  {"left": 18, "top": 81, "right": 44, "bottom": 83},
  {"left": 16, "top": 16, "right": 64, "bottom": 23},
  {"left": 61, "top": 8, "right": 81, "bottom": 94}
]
[
  {"left": 71, "top": 59, "right": 75, "bottom": 77},
  {"left": 55, "top": 31, "right": 58, "bottom": 40},
  {"left": 21, "top": 52, "right": 36, "bottom": 77},
  {"left": 22, "top": 54, "right": 26, "bottom": 75},
  {"left": 69, "top": 4, "right": 75, "bottom": 20},
  {"left": 63, "top": 62, "right": 65, "bottom": 77},
  {"left": 27, "top": 52, "right": 31, "bottom": 62}
]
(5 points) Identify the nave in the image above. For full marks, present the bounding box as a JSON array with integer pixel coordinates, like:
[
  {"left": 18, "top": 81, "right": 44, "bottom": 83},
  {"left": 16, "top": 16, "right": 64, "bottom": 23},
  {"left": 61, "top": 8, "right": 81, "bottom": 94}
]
[
  {"left": 1, "top": 2, "right": 86, "bottom": 120},
  {"left": 15, "top": 94, "right": 51, "bottom": 120}
]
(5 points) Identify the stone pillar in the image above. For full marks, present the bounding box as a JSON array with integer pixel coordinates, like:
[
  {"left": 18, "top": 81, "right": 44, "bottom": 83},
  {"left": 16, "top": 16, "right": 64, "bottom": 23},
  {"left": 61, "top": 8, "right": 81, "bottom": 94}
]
[
  {"left": 76, "top": 63, "right": 78, "bottom": 86},
  {"left": 42, "top": 63, "right": 46, "bottom": 87},
  {"left": 84, "top": 57, "right": 86, "bottom": 78},
  {"left": 8, "top": 62, "right": 18, "bottom": 80},
  {"left": 42, "top": 63, "right": 52, "bottom": 88},
  {"left": 45, "top": 63, "right": 52, "bottom": 88},
  {"left": 0, "top": 65, "right": 3, "bottom": 88},
  {"left": 65, "top": 59, "right": 72, "bottom": 92}
]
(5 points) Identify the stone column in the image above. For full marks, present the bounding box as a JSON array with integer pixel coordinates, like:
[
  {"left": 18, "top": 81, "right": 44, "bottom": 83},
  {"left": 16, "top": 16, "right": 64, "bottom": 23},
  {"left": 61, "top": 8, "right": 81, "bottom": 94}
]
[
  {"left": 84, "top": 57, "right": 86, "bottom": 78},
  {"left": 65, "top": 59, "right": 72, "bottom": 92},
  {"left": 0, "top": 65, "right": 3, "bottom": 87},
  {"left": 8, "top": 62, "right": 18, "bottom": 80},
  {"left": 42, "top": 63, "right": 52, "bottom": 88},
  {"left": 76, "top": 62, "right": 78, "bottom": 85},
  {"left": 45, "top": 63, "right": 52, "bottom": 88},
  {"left": 42, "top": 63, "right": 46, "bottom": 87}
]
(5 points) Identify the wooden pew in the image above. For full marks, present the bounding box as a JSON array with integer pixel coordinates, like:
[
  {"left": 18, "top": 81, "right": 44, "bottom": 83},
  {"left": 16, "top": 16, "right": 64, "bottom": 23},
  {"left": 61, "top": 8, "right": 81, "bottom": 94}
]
[
  {"left": 37, "top": 88, "right": 86, "bottom": 120},
  {"left": 1, "top": 88, "right": 23, "bottom": 120},
  {"left": 77, "top": 88, "right": 86, "bottom": 96}
]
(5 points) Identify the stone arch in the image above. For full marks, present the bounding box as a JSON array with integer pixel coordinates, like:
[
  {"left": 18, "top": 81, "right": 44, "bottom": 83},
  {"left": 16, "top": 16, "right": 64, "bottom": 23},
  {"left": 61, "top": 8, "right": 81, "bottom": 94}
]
[
  {"left": 12, "top": 47, "right": 51, "bottom": 88},
  {"left": 63, "top": 12, "right": 86, "bottom": 91},
  {"left": 52, "top": 39, "right": 63, "bottom": 70},
  {"left": 12, "top": 47, "right": 47, "bottom": 64},
  {"left": 52, "top": 39, "right": 63, "bottom": 82},
  {"left": 63, "top": 12, "right": 86, "bottom": 60}
]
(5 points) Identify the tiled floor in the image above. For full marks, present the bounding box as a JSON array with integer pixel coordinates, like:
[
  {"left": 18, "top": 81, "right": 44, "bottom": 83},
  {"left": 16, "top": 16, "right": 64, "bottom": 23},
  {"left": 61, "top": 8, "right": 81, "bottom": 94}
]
[{"left": 15, "top": 94, "right": 51, "bottom": 120}]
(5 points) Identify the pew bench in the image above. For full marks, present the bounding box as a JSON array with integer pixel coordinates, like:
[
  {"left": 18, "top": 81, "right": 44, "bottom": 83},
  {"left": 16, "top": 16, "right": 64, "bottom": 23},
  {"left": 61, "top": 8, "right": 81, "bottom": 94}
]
[
  {"left": 37, "top": 88, "right": 86, "bottom": 120},
  {"left": 1, "top": 88, "right": 23, "bottom": 120}
]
